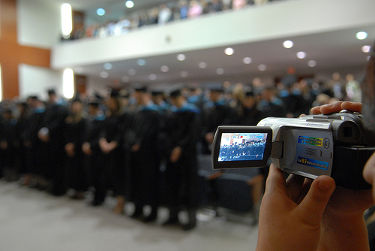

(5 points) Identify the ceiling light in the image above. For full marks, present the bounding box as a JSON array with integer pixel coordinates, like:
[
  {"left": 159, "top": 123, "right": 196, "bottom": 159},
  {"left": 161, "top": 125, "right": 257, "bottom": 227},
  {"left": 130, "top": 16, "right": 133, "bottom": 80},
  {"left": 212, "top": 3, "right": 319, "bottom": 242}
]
[
  {"left": 125, "top": 0, "right": 135, "bottom": 8},
  {"left": 96, "top": 8, "right": 105, "bottom": 16},
  {"left": 356, "top": 31, "right": 368, "bottom": 40},
  {"left": 258, "top": 64, "right": 266, "bottom": 71},
  {"left": 160, "top": 65, "right": 169, "bottom": 72},
  {"left": 296, "top": 51, "right": 306, "bottom": 59},
  {"left": 198, "top": 62, "right": 207, "bottom": 69},
  {"left": 283, "top": 40, "right": 294, "bottom": 49},
  {"left": 103, "top": 63, "right": 112, "bottom": 70},
  {"left": 137, "top": 59, "right": 146, "bottom": 66},
  {"left": 177, "top": 54, "right": 186, "bottom": 61},
  {"left": 180, "top": 71, "right": 188, "bottom": 77},
  {"left": 216, "top": 68, "right": 224, "bottom": 75},
  {"left": 100, "top": 71, "right": 109, "bottom": 78},
  {"left": 61, "top": 3, "right": 72, "bottom": 38},
  {"left": 308, "top": 60, "right": 317, "bottom": 68},
  {"left": 149, "top": 74, "right": 157, "bottom": 81},
  {"left": 128, "top": 69, "right": 136, "bottom": 75},
  {"left": 62, "top": 68, "right": 74, "bottom": 99},
  {"left": 224, "top": 47, "right": 234, "bottom": 56},
  {"left": 362, "top": 45, "right": 371, "bottom": 53},
  {"left": 243, "top": 57, "right": 252, "bottom": 64}
]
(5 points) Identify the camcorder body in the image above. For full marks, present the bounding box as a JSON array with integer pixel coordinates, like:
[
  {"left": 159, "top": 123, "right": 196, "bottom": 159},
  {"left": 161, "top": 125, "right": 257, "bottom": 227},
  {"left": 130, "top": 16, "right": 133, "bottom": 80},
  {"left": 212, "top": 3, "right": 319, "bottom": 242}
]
[{"left": 212, "top": 112, "right": 375, "bottom": 189}]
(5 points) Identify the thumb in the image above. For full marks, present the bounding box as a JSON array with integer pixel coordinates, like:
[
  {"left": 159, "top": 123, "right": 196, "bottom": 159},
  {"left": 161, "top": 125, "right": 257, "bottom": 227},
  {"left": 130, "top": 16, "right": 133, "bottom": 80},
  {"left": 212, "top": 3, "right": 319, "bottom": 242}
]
[{"left": 295, "top": 175, "right": 335, "bottom": 225}]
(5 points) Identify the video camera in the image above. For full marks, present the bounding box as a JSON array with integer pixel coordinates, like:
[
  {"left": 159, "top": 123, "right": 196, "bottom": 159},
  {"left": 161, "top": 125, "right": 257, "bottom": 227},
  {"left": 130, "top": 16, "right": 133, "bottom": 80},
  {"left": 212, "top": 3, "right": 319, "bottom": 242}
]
[{"left": 212, "top": 112, "right": 375, "bottom": 189}]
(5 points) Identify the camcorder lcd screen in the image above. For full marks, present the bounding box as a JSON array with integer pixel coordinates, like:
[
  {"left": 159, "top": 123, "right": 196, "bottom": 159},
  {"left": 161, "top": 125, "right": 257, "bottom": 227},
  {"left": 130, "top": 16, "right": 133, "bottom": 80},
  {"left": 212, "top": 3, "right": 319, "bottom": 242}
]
[{"left": 218, "top": 133, "right": 268, "bottom": 162}]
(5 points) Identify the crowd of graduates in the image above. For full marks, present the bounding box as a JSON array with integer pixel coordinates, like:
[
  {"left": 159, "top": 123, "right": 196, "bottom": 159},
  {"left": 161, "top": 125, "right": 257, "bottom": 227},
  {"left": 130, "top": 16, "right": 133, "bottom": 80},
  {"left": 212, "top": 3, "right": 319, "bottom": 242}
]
[{"left": 0, "top": 73, "right": 361, "bottom": 230}]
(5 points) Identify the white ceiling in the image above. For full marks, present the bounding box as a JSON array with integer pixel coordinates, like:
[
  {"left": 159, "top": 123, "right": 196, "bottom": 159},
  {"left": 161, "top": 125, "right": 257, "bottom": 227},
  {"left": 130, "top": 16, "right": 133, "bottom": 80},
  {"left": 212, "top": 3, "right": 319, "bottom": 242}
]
[{"left": 73, "top": 25, "right": 375, "bottom": 84}]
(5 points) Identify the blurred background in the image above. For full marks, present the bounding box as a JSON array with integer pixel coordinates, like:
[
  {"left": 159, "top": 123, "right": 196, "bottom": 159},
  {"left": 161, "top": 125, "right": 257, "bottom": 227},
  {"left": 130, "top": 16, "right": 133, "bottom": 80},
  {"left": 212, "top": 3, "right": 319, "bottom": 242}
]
[{"left": 0, "top": 0, "right": 374, "bottom": 250}]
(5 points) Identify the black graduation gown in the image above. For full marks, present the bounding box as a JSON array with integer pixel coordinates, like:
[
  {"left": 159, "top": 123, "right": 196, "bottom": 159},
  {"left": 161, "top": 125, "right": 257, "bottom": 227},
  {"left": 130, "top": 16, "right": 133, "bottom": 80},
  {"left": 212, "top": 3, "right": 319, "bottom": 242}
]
[
  {"left": 41, "top": 102, "right": 69, "bottom": 194},
  {"left": 235, "top": 105, "right": 263, "bottom": 126},
  {"left": 63, "top": 117, "right": 87, "bottom": 192},
  {"left": 100, "top": 113, "right": 124, "bottom": 197},
  {"left": 83, "top": 114, "right": 106, "bottom": 203},
  {"left": 165, "top": 104, "right": 200, "bottom": 209},
  {"left": 0, "top": 118, "right": 17, "bottom": 176},
  {"left": 128, "top": 105, "right": 160, "bottom": 207},
  {"left": 15, "top": 114, "right": 29, "bottom": 175}
]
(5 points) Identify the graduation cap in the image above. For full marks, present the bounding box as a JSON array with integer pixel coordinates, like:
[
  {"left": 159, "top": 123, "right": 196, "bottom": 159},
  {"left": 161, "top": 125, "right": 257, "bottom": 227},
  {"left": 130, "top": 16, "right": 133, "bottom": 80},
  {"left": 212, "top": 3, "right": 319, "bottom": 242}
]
[
  {"left": 47, "top": 89, "right": 56, "bottom": 95},
  {"left": 169, "top": 89, "right": 182, "bottom": 98},
  {"left": 151, "top": 90, "right": 164, "bottom": 96},
  {"left": 134, "top": 86, "right": 148, "bottom": 93},
  {"left": 110, "top": 89, "right": 120, "bottom": 98},
  {"left": 28, "top": 95, "right": 39, "bottom": 101},
  {"left": 245, "top": 90, "right": 254, "bottom": 97},
  {"left": 209, "top": 86, "right": 224, "bottom": 93}
]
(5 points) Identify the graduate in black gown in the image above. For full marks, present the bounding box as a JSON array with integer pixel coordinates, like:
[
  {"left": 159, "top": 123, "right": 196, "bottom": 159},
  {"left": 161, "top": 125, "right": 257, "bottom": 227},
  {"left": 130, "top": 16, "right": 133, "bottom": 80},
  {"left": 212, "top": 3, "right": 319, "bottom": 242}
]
[
  {"left": 128, "top": 86, "right": 160, "bottom": 222},
  {"left": 99, "top": 91, "right": 126, "bottom": 213},
  {"left": 15, "top": 102, "right": 30, "bottom": 183},
  {"left": 63, "top": 98, "right": 87, "bottom": 199},
  {"left": 82, "top": 100, "right": 106, "bottom": 206},
  {"left": 164, "top": 89, "right": 200, "bottom": 231},
  {"left": 0, "top": 109, "right": 17, "bottom": 180},
  {"left": 234, "top": 91, "right": 263, "bottom": 126}
]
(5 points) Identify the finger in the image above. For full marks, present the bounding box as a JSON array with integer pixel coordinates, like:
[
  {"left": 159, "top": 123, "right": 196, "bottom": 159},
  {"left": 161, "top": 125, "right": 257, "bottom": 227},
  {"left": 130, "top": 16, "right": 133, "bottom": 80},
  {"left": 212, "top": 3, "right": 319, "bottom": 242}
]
[
  {"left": 363, "top": 153, "right": 375, "bottom": 202},
  {"left": 310, "top": 106, "right": 322, "bottom": 115},
  {"left": 264, "top": 164, "right": 287, "bottom": 196},
  {"left": 286, "top": 174, "right": 305, "bottom": 203},
  {"left": 320, "top": 101, "right": 344, "bottom": 114},
  {"left": 341, "top": 101, "right": 362, "bottom": 113},
  {"left": 295, "top": 175, "right": 336, "bottom": 225}
]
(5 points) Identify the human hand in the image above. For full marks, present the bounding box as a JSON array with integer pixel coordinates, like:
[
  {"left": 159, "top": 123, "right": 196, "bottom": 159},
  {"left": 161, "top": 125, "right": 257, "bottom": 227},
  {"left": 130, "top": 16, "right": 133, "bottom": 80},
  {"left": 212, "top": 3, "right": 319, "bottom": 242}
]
[
  {"left": 65, "top": 143, "right": 75, "bottom": 157},
  {"left": 257, "top": 165, "right": 335, "bottom": 251},
  {"left": 170, "top": 146, "right": 182, "bottom": 163},
  {"left": 82, "top": 142, "right": 92, "bottom": 155},
  {"left": 310, "top": 101, "right": 361, "bottom": 115}
]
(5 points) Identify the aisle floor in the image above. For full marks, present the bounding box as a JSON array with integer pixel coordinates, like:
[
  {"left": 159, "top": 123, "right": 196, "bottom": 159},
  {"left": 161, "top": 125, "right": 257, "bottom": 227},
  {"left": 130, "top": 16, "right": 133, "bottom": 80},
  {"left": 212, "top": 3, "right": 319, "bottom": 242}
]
[{"left": 0, "top": 181, "right": 258, "bottom": 251}]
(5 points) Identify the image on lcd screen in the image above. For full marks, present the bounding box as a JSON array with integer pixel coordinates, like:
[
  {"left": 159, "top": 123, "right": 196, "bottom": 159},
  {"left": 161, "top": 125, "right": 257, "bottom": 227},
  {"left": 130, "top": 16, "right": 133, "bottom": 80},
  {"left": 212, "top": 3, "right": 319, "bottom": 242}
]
[{"left": 218, "top": 133, "right": 268, "bottom": 162}]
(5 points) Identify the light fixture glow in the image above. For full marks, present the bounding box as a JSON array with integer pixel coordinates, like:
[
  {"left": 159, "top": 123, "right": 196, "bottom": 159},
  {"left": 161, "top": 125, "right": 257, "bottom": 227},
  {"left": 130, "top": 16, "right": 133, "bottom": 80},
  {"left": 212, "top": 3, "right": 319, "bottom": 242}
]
[
  {"left": 137, "top": 59, "right": 146, "bottom": 66},
  {"left": 283, "top": 40, "right": 294, "bottom": 49},
  {"left": 100, "top": 71, "right": 109, "bottom": 78},
  {"left": 103, "top": 63, "right": 112, "bottom": 70},
  {"left": 356, "top": 31, "right": 368, "bottom": 40},
  {"left": 243, "top": 57, "right": 252, "bottom": 64},
  {"left": 198, "top": 62, "right": 207, "bottom": 69},
  {"left": 160, "top": 65, "right": 169, "bottom": 72},
  {"left": 297, "top": 51, "right": 306, "bottom": 59},
  {"left": 216, "top": 68, "right": 224, "bottom": 75},
  {"left": 63, "top": 68, "right": 74, "bottom": 99},
  {"left": 362, "top": 45, "right": 371, "bottom": 53},
  {"left": 258, "top": 64, "right": 266, "bottom": 71},
  {"left": 61, "top": 3, "right": 73, "bottom": 38},
  {"left": 128, "top": 69, "right": 136, "bottom": 75},
  {"left": 96, "top": 8, "right": 106, "bottom": 16},
  {"left": 224, "top": 47, "right": 234, "bottom": 56},
  {"left": 308, "top": 60, "right": 317, "bottom": 68},
  {"left": 177, "top": 54, "right": 186, "bottom": 61},
  {"left": 0, "top": 65, "right": 3, "bottom": 102},
  {"left": 125, "top": 0, "right": 135, "bottom": 8}
]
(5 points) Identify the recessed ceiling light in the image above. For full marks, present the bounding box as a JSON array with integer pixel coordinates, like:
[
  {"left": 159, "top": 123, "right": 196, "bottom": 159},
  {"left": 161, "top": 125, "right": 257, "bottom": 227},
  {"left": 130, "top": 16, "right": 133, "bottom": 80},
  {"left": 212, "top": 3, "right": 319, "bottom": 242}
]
[
  {"left": 177, "top": 54, "right": 186, "bottom": 61},
  {"left": 160, "top": 65, "right": 169, "bottom": 72},
  {"left": 128, "top": 69, "right": 136, "bottom": 75},
  {"left": 180, "top": 71, "right": 188, "bottom": 77},
  {"left": 243, "top": 57, "right": 252, "bottom": 64},
  {"left": 258, "top": 64, "right": 266, "bottom": 71},
  {"left": 125, "top": 0, "right": 134, "bottom": 8},
  {"left": 283, "top": 40, "right": 294, "bottom": 49},
  {"left": 149, "top": 74, "right": 157, "bottom": 81},
  {"left": 356, "top": 31, "right": 368, "bottom": 40},
  {"left": 216, "top": 68, "right": 224, "bottom": 75},
  {"left": 308, "top": 60, "right": 317, "bottom": 68},
  {"left": 96, "top": 8, "right": 105, "bottom": 16},
  {"left": 137, "top": 59, "right": 146, "bottom": 66},
  {"left": 100, "top": 71, "right": 109, "bottom": 78},
  {"left": 198, "top": 62, "right": 207, "bottom": 69},
  {"left": 224, "top": 47, "right": 234, "bottom": 56},
  {"left": 296, "top": 51, "right": 306, "bottom": 59},
  {"left": 362, "top": 45, "right": 371, "bottom": 53},
  {"left": 103, "top": 63, "right": 112, "bottom": 70}
]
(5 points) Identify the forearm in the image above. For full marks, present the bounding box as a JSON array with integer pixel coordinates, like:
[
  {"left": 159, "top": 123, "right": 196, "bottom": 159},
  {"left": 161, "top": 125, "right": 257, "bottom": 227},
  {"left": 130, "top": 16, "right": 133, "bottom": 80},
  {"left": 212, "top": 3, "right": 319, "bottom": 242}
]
[{"left": 318, "top": 213, "right": 369, "bottom": 251}]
